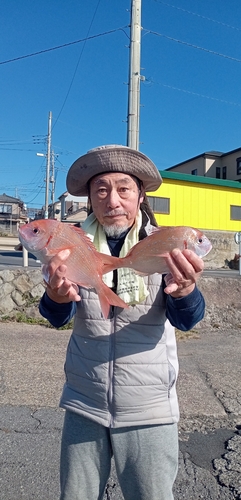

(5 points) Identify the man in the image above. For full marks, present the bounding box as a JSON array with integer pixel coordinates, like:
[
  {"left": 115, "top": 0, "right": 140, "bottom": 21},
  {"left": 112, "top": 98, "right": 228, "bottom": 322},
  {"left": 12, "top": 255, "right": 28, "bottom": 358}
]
[{"left": 39, "top": 145, "right": 205, "bottom": 500}]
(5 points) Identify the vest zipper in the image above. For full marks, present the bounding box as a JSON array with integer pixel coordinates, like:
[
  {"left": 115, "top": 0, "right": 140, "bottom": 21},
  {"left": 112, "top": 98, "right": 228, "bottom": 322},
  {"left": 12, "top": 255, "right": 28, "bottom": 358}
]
[{"left": 108, "top": 306, "right": 115, "bottom": 427}]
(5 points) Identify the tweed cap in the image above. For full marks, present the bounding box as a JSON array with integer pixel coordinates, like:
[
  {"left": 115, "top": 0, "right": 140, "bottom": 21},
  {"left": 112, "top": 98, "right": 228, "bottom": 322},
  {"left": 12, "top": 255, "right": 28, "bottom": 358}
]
[{"left": 66, "top": 145, "right": 162, "bottom": 196}]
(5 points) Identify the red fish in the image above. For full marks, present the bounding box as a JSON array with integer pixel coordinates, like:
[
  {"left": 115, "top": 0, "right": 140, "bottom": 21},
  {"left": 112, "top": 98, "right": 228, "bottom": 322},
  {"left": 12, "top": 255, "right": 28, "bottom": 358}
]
[
  {"left": 102, "top": 226, "right": 212, "bottom": 276},
  {"left": 18, "top": 219, "right": 128, "bottom": 319}
]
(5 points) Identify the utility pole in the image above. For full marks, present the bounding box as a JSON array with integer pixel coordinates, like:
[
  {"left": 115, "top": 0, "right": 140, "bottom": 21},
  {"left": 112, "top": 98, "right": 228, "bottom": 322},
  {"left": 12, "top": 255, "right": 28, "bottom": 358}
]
[
  {"left": 127, "top": 0, "right": 142, "bottom": 150},
  {"left": 44, "top": 111, "right": 52, "bottom": 219},
  {"left": 50, "top": 149, "right": 55, "bottom": 217}
]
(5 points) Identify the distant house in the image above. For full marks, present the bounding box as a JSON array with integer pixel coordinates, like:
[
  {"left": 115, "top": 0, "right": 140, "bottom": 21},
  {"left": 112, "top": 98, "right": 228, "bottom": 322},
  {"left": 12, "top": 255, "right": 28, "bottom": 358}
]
[
  {"left": 166, "top": 146, "right": 241, "bottom": 182},
  {"left": 31, "top": 192, "right": 88, "bottom": 223},
  {"left": 0, "top": 194, "right": 28, "bottom": 235},
  {"left": 58, "top": 192, "right": 88, "bottom": 224}
]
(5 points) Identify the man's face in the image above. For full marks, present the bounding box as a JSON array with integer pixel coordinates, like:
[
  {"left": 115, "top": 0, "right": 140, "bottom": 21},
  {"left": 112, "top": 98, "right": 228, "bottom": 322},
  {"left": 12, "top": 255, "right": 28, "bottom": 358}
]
[{"left": 89, "top": 172, "right": 144, "bottom": 236}]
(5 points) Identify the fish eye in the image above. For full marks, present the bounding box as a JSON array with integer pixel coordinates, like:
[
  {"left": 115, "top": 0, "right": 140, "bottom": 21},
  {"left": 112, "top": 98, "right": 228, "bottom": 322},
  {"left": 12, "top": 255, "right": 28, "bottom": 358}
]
[
  {"left": 33, "top": 228, "right": 39, "bottom": 234},
  {"left": 198, "top": 238, "right": 203, "bottom": 243}
]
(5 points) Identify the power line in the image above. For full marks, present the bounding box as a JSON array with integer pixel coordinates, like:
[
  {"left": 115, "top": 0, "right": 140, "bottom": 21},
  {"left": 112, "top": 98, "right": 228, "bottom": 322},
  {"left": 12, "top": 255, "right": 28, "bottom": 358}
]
[
  {"left": 24, "top": 186, "right": 45, "bottom": 205},
  {"left": 153, "top": 0, "right": 241, "bottom": 32},
  {"left": 0, "top": 26, "right": 129, "bottom": 66},
  {"left": 0, "top": 147, "right": 41, "bottom": 152},
  {"left": 143, "top": 28, "right": 241, "bottom": 63},
  {"left": 53, "top": 0, "right": 102, "bottom": 129},
  {"left": 0, "top": 139, "right": 35, "bottom": 145},
  {"left": 145, "top": 77, "right": 241, "bottom": 107}
]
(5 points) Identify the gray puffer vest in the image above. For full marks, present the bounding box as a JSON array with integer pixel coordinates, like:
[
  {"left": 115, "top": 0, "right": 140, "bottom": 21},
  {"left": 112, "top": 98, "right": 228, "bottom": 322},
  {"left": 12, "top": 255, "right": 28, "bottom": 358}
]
[{"left": 60, "top": 275, "right": 179, "bottom": 428}]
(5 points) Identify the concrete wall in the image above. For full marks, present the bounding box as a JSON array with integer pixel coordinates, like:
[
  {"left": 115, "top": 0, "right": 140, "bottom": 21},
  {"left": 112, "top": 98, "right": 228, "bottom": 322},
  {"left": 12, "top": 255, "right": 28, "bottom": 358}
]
[{"left": 203, "top": 230, "right": 240, "bottom": 269}]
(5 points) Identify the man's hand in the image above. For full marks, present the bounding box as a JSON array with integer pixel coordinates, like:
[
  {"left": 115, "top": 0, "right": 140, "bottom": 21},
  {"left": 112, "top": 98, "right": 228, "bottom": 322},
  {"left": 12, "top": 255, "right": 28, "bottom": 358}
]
[
  {"left": 42, "top": 250, "right": 81, "bottom": 304},
  {"left": 164, "top": 248, "right": 204, "bottom": 298}
]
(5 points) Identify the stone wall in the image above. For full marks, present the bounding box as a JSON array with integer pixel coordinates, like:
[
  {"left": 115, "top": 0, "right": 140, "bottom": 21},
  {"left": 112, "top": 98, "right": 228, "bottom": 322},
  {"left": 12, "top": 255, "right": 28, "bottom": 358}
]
[{"left": 0, "top": 268, "right": 45, "bottom": 318}]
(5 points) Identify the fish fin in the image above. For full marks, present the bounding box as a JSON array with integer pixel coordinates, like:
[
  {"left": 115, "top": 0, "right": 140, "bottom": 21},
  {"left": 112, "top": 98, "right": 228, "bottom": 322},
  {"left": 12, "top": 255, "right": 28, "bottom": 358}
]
[
  {"left": 44, "top": 245, "right": 76, "bottom": 256},
  {"left": 98, "top": 284, "right": 129, "bottom": 319},
  {"left": 98, "top": 253, "right": 123, "bottom": 274},
  {"left": 148, "top": 225, "right": 169, "bottom": 235},
  {"left": 146, "top": 226, "right": 160, "bottom": 236},
  {"left": 69, "top": 225, "right": 99, "bottom": 251},
  {"left": 131, "top": 270, "right": 151, "bottom": 276}
]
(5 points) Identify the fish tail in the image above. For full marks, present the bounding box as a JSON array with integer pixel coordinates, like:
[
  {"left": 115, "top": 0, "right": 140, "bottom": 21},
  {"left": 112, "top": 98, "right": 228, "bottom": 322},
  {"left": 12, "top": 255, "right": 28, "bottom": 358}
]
[
  {"left": 98, "top": 284, "right": 129, "bottom": 319},
  {"left": 98, "top": 253, "right": 125, "bottom": 274}
]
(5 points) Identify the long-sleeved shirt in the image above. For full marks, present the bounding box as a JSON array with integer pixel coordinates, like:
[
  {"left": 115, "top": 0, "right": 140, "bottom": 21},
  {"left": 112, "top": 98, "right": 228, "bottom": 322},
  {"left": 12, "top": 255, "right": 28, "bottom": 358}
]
[{"left": 40, "top": 283, "right": 204, "bottom": 332}]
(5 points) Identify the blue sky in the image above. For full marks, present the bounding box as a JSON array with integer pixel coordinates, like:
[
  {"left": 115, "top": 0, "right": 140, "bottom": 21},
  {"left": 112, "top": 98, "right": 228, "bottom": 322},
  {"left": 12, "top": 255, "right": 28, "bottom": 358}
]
[{"left": 1, "top": 0, "right": 241, "bottom": 209}]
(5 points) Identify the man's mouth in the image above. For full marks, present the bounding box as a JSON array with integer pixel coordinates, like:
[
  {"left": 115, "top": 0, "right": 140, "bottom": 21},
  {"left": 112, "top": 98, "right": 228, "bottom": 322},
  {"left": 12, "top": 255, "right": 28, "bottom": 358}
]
[{"left": 104, "top": 211, "right": 127, "bottom": 217}]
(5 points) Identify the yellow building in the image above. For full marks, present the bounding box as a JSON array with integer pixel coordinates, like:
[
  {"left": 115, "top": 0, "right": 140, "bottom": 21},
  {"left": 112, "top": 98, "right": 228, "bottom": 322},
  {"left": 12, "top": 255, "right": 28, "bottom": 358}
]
[{"left": 147, "top": 171, "right": 241, "bottom": 232}]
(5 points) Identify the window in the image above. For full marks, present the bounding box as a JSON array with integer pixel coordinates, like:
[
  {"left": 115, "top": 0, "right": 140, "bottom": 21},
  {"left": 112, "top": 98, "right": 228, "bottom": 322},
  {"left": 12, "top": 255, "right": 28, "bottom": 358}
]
[
  {"left": 191, "top": 169, "right": 197, "bottom": 175},
  {"left": 222, "top": 166, "right": 227, "bottom": 179},
  {"left": 0, "top": 204, "right": 12, "bottom": 214},
  {"left": 147, "top": 196, "right": 170, "bottom": 214},
  {"left": 216, "top": 167, "right": 221, "bottom": 179},
  {"left": 230, "top": 205, "right": 241, "bottom": 220},
  {"left": 236, "top": 158, "right": 241, "bottom": 175}
]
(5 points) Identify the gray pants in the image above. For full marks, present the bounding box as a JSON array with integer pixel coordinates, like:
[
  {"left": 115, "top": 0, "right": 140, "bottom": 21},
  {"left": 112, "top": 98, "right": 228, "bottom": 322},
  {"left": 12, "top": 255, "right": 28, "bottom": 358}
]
[{"left": 60, "top": 410, "right": 178, "bottom": 500}]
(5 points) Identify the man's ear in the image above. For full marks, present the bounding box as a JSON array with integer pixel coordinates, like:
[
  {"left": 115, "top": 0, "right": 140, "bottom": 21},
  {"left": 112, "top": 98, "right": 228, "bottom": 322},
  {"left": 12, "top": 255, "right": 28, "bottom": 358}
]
[{"left": 139, "top": 186, "right": 145, "bottom": 204}]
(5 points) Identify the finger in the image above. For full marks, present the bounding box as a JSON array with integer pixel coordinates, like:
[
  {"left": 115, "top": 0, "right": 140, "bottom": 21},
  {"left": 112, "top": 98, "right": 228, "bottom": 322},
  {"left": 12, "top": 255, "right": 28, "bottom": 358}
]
[
  {"left": 42, "top": 264, "right": 50, "bottom": 284},
  {"left": 182, "top": 249, "right": 204, "bottom": 273},
  {"left": 164, "top": 250, "right": 187, "bottom": 280},
  {"left": 47, "top": 249, "right": 71, "bottom": 275},
  {"left": 67, "top": 286, "right": 81, "bottom": 302},
  {"left": 46, "top": 264, "right": 67, "bottom": 289},
  {"left": 168, "top": 249, "right": 203, "bottom": 280},
  {"left": 164, "top": 281, "right": 179, "bottom": 295},
  {"left": 46, "top": 280, "right": 81, "bottom": 303},
  {"left": 56, "top": 278, "right": 78, "bottom": 295},
  {"left": 57, "top": 282, "right": 80, "bottom": 301},
  {"left": 164, "top": 272, "right": 174, "bottom": 286},
  {"left": 163, "top": 276, "right": 179, "bottom": 295}
]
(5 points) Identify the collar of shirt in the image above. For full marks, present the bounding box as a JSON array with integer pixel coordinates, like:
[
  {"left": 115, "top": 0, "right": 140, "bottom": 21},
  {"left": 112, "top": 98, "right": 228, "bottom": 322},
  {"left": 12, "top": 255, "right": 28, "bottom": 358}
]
[{"left": 106, "top": 228, "right": 131, "bottom": 257}]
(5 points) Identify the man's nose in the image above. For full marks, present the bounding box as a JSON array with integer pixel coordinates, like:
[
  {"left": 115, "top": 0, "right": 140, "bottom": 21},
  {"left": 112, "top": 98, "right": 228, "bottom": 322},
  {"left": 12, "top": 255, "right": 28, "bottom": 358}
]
[{"left": 107, "top": 189, "right": 121, "bottom": 207}]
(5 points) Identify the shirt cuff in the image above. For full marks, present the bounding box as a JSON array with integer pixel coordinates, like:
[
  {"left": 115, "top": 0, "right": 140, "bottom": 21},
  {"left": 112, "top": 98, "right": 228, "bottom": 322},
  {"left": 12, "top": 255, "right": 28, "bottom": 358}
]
[{"left": 167, "top": 285, "right": 202, "bottom": 310}]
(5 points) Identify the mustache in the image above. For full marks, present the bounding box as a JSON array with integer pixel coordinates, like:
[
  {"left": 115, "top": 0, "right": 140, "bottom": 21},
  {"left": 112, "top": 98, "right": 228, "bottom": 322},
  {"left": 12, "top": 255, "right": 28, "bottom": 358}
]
[{"left": 104, "top": 210, "right": 128, "bottom": 217}]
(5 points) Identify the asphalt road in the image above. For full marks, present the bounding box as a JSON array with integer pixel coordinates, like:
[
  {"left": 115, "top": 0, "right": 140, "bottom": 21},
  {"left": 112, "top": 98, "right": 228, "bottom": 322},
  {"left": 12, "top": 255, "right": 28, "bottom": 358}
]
[
  {"left": 0, "top": 322, "right": 241, "bottom": 500},
  {"left": 203, "top": 268, "right": 240, "bottom": 278},
  {"left": 0, "top": 251, "right": 41, "bottom": 268}
]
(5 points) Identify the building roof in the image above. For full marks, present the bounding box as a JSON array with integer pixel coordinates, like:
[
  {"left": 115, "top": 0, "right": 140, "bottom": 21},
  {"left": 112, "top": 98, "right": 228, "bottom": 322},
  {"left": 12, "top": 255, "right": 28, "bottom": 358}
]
[
  {"left": 166, "top": 146, "right": 241, "bottom": 171},
  {"left": 166, "top": 151, "right": 224, "bottom": 170},
  {"left": 159, "top": 170, "right": 241, "bottom": 189},
  {"left": 0, "top": 193, "right": 21, "bottom": 203}
]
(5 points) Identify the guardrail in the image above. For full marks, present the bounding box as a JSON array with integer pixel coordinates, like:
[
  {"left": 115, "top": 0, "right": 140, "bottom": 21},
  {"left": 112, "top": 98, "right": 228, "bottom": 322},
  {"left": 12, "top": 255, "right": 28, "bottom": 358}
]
[
  {"left": 0, "top": 236, "right": 20, "bottom": 251},
  {"left": 0, "top": 236, "right": 33, "bottom": 267},
  {"left": 234, "top": 232, "right": 241, "bottom": 275}
]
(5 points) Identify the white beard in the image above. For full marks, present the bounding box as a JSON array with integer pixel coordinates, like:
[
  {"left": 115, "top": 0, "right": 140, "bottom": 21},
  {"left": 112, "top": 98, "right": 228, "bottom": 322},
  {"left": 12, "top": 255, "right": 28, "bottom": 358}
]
[{"left": 103, "top": 223, "right": 130, "bottom": 238}]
